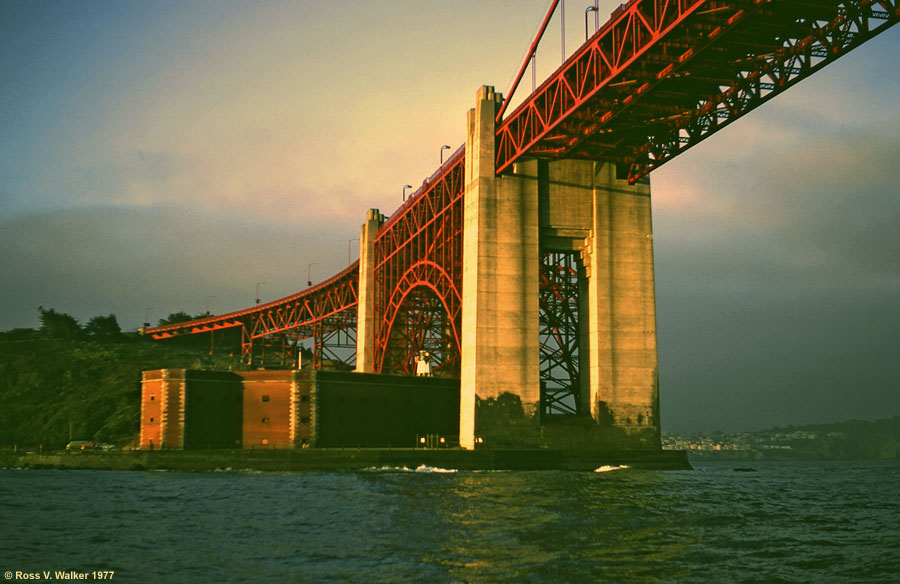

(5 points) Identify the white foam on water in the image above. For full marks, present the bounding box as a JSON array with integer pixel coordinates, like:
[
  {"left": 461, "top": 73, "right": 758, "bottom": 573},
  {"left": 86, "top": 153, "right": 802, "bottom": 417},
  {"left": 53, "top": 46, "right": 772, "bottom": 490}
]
[
  {"left": 414, "top": 464, "right": 457, "bottom": 474},
  {"left": 594, "top": 464, "right": 629, "bottom": 473},
  {"left": 363, "top": 465, "right": 458, "bottom": 473}
]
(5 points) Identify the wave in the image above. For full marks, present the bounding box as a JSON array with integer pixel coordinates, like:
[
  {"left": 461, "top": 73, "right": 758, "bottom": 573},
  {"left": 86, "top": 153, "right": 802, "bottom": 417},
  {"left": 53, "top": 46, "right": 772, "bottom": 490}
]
[
  {"left": 594, "top": 465, "right": 629, "bottom": 473},
  {"left": 366, "top": 464, "right": 458, "bottom": 474}
]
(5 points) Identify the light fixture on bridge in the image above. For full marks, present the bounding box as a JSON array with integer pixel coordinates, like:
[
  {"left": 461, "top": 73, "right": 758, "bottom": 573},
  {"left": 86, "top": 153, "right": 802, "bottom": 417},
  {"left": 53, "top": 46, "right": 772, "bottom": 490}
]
[
  {"left": 307, "top": 263, "right": 318, "bottom": 287},
  {"left": 440, "top": 145, "right": 451, "bottom": 164},
  {"left": 585, "top": 4, "right": 599, "bottom": 41},
  {"left": 205, "top": 295, "right": 215, "bottom": 315},
  {"left": 256, "top": 282, "right": 265, "bottom": 305},
  {"left": 144, "top": 307, "right": 153, "bottom": 328},
  {"left": 402, "top": 184, "right": 413, "bottom": 202}
]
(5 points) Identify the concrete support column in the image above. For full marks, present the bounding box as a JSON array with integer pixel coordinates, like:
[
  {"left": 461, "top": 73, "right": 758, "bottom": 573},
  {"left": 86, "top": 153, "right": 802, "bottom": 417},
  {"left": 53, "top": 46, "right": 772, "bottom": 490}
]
[
  {"left": 355, "top": 209, "right": 383, "bottom": 373},
  {"left": 460, "top": 86, "right": 541, "bottom": 450},
  {"left": 586, "top": 162, "right": 659, "bottom": 445}
]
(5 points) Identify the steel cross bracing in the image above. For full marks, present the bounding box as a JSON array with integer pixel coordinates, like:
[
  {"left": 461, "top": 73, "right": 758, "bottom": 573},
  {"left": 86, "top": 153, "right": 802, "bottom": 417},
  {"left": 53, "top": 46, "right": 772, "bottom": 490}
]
[
  {"left": 539, "top": 252, "right": 583, "bottom": 416},
  {"left": 373, "top": 146, "right": 465, "bottom": 376},
  {"left": 144, "top": 262, "right": 359, "bottom": 367},
  {"left": 495, "top": 0, "right": 900, "bottom": 182},
  {"left": 143, "top": 0, "right": 897, "bottom": 373}
]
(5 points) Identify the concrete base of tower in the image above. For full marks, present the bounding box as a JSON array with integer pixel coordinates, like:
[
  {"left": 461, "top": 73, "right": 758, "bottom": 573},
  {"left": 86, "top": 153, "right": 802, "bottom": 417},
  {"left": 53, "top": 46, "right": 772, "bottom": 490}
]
[{"left": 472, "top": 391, "right": 661, "bottom": 450}]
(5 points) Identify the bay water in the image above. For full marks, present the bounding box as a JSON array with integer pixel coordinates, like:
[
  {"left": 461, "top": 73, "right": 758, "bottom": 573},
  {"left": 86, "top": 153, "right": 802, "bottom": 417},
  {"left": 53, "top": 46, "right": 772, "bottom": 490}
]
[{"left": 1, "top": 460, "right": 898, "bottom": 583}]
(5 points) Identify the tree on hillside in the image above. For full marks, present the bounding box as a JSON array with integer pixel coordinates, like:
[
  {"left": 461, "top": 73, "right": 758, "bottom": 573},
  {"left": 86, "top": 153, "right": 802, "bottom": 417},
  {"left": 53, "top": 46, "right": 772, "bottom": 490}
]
[
  {"left": 158, "top": 311, "right": 194, "bottom": 326},
  {"left": 38, "top": 307, "right": 82, "bottom": 339},
  {"left": 84, "top": 314, "right": 122, "bottom": 339}
]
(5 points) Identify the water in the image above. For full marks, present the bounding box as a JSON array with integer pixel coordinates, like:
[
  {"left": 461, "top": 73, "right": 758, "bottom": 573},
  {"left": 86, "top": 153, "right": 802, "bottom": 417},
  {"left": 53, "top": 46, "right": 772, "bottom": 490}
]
[{"left": 2, "top": 460, "right": 898, "bottom": 583}]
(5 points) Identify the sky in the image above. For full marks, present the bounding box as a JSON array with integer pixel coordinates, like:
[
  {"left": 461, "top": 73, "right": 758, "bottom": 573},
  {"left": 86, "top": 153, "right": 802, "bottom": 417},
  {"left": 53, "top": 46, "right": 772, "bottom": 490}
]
[{"left": 1, "top": 1, "right": 898, "bottom": 433}]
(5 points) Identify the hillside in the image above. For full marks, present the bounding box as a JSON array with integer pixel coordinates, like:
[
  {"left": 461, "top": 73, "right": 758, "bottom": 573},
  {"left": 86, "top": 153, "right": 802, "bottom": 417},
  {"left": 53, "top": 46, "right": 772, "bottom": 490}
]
[
  {"left": 665, "top": 417, "right": 900, "bottom": 460},
  {"left": 0, "top": 329, "right": 232, "bottom": 449}
]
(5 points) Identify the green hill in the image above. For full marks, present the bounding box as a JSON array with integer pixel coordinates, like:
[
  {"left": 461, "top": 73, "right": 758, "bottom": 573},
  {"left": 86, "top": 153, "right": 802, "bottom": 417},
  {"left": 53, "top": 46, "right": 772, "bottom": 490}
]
[{"left": 0, "top": 329, "right": 232, "bottom": 449}]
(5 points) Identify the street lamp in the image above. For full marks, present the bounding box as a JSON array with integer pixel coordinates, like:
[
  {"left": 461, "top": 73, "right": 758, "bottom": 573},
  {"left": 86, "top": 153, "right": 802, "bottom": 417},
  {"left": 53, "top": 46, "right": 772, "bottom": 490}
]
[
  {"left": 440, "top": 145, "right": 451, "bottom": 164},
  {"left": 205, "top": 295, "right": 215, "bottom": 315},
  {"left": 144, "top": 307, "right": 153, "bottom": 328},
  {"left": 561, "top": 0, "right": 566, "bottom": 63},
  {"left": 585, "top": 4, "right": 599, "bottom": 40},
  {"left": 307, "top": 263, "right": 318, "bottom": 287},
  {"left": 256, "top": 282, "right": 265, "bottom": 304},
  {"left": 349, "top": 238, "right": 359, "bottom": 264},
  {"left": 403, "top": 184, "right": 413, "bottom": 201}
]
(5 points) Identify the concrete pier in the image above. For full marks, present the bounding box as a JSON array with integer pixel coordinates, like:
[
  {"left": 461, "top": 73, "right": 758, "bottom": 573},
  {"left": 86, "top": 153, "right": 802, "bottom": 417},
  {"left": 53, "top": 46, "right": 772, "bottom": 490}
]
[
  {"left": 459, "top": 86, "right": 660, "bottom": 450},
  {"left": 355, "top": 209, "right": 384, "bottom": 373},
  {"left": 460, "top": 87, "right": 541, "bottom": 450}
]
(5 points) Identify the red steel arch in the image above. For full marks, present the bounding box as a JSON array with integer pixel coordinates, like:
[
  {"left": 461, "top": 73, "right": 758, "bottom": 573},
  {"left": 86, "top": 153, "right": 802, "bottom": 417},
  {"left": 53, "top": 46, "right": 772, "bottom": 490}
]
[
  {"left": 375, "top": 260, "right": 462, "bottom": 375},
  {"left": 373, "top": 146, "right": 465, "bottom": 375},
  {"left": 144, "top": 2, "right": 898, "bottom": 372}
]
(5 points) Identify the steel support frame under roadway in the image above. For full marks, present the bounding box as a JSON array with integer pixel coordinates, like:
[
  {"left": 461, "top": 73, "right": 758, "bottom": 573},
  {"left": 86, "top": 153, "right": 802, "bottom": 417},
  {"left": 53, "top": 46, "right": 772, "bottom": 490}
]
[
  {"left": 495, "top": 0, "right": 900, "bottom": 183},
  {"left": 141, "top": 0, "right": 898, "bottom": 389}
]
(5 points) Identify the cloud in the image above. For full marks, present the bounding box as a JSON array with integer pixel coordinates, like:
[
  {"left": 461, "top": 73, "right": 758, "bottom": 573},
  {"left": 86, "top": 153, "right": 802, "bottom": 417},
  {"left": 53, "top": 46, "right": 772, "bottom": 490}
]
[
  {"left": 0, "top": 204, "right": 360, "bottom": 331},
  {"left": 652, "top": 114, "right": 900, "bottom": 432}
]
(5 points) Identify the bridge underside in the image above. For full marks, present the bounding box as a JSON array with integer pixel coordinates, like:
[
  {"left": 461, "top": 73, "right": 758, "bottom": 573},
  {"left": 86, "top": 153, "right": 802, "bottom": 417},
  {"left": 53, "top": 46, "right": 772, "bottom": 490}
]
[
  {"left": 496, "top": 0, "right": 900, "bottom": 182},
  {"left": 142, "top": 0, "right": 898, "bottom": 451}
]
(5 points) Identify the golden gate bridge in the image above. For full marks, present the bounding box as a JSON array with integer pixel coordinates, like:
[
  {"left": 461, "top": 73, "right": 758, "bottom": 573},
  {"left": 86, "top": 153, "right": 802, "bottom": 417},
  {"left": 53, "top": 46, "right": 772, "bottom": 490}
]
[{"left": 143, "top": 0, "right": 898, "bottom": 445}]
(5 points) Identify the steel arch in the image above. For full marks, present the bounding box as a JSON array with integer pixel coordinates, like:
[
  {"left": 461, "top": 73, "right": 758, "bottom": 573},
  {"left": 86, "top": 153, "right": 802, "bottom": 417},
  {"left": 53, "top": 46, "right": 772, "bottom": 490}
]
[{"left": 375, "top": 260, "right": 462, "bottom": 376}]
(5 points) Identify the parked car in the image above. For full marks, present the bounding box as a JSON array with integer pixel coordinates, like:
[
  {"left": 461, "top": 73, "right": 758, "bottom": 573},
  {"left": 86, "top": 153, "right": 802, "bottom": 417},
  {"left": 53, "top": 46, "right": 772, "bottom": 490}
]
[{"left": 66, "top": 440, "right": 94, "bottom": 451}]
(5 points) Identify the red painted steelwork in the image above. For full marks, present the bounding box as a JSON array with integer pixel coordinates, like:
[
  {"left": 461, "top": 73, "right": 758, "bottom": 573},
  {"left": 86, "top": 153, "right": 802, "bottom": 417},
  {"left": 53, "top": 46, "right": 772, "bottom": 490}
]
[
  {"left": 495, "top": 0, "right": 900, "bottom": 182},
  {"left": 145, "top": 1, "right": 897, "bottom": 373},
  {"left": 496, "top": 0, "right": 561, "bottom": 123},
  {"left": 145, "top": 262, "right": 359, "bottom": 365},
  {"left": 373, "top": 146, "right": 465, "bottom": 375}
]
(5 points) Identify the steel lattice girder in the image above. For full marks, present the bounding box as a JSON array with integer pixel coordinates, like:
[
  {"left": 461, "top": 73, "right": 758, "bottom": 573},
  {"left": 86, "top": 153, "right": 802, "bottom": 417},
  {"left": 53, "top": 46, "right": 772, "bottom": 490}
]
[
  {"left": 627, "top": 0, "right": 900, "bottom": 180},
  {"left": 373, "top": 147, "right": 465, "bottom": 375},
  {"left": 539, "top": 252, "right": 583, "bottom": 416},
  {"left": 495, "top": 0, "right": 900, "bottom": 182},
  {"left": 145, "top": 262, "right": 359, "bottom": 341},
  {"left": 147, "top": 262, "right": 359, "bottom": 369},
  {"left": 496, "top": 0, "right": 711, "bottom": 175}
]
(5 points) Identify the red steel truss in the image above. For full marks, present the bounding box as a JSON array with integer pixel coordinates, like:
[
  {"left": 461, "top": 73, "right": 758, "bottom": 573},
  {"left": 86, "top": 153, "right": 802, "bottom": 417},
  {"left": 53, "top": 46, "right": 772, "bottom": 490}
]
[
  {"left": 145, "top": 1, "right": 897, "bottom": 374},
  {"left": 144, "top": 263, "right": 359, "bottom": 367},
  {"left": 495, "top": 0, "right": 900, "bottom": 182},
  {"left": 373, "top": 146, "right": 465, "bottom": 375},
  {"left": 539, "top": 252, "right": 583, "bottom": 416}
]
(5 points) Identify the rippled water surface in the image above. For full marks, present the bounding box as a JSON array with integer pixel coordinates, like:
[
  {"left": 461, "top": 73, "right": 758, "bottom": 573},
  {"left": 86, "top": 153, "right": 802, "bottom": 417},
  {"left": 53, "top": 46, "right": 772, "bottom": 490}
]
[{"left": 2, "top": 460, "right": 898, "bottom": 583}]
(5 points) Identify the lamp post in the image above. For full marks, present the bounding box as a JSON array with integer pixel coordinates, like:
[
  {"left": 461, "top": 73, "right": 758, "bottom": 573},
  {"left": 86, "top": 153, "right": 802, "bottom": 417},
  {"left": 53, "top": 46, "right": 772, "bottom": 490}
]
[
  {"left": 403, "top": 184, "right": 413, "bottom": 201},
  {"left": 256, "top": 282, "right": 265, "bottom": 305},
  {"left": 144, "top": 307, "right": 153, "bottom": 328},
  {"left": 206, "top": 296, "right": 216, "bottom": 355},
  {"left": 585, "top": 4, "right": 599, "bottom": 40},
  {"left": 440, "top": 145, "right": 451, "bottom": 164},
  {"left": 561, "top": 0, "right": 566, "bottom": 63},
  {"left": 349, "top": 238, "right": 359, "bottom": 264},
  {"left": 307, "top": 263, "right": 318, "bottom": 287}
]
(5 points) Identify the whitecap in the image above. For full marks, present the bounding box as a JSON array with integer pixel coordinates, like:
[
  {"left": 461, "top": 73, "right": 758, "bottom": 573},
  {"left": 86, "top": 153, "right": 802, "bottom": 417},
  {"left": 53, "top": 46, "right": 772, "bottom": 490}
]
[
  {"left": 594, "top": 465, "right": 629, "bottom": 473},
  {"left": 414, "top": 464, "right": 457, "bottom": 474}
]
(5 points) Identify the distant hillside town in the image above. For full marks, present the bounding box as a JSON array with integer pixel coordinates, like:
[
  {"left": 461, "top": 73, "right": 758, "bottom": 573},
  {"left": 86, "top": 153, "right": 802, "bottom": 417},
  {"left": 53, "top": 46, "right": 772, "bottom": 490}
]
[{"left": 664, "top": 417, "right": 900, "bottom": 460}]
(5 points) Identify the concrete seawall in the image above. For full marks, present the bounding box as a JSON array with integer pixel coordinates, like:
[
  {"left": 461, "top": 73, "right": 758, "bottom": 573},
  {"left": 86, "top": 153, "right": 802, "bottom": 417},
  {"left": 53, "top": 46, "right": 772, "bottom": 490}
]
[{"left": 5, "top": 449, "right": 691, "bottom": 472}]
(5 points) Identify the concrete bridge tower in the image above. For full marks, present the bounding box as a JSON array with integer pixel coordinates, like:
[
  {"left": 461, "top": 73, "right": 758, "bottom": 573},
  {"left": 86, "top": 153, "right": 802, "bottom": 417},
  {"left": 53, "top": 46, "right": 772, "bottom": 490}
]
[{"left": 459, "top": 86, "right": 660, "bottom": 450}]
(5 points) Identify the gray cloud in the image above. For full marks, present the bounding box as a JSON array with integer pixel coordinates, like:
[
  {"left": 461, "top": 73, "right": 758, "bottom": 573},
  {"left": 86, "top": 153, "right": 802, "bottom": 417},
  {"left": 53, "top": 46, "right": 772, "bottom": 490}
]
[
  {"left": 654, "top": 118, "right": 900, "bottom": 432},
  {"left": 0, "top": 205, "right": 358, "bottom": 330}
]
